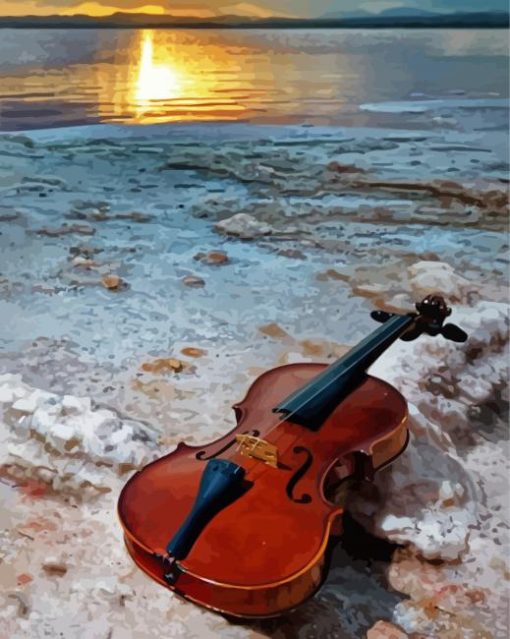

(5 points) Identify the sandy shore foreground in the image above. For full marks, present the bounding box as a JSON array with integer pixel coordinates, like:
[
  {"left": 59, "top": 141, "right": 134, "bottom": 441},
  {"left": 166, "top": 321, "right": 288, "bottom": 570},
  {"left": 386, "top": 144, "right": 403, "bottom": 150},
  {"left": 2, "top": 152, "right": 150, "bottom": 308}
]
[{"left": 0, "top": 122, "right": 508, "bottom": 638}]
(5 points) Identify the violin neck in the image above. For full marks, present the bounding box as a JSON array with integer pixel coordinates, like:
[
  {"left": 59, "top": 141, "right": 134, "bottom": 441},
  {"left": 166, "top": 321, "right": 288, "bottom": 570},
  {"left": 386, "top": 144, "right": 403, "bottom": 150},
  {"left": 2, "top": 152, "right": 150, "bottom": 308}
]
[{"left": 273, "top": 313, "right": 414, "bottom": 429}]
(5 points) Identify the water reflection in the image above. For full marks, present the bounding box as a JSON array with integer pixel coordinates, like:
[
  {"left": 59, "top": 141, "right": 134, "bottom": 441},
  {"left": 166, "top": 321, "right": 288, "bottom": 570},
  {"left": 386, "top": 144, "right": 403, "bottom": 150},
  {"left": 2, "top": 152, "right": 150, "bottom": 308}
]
[
  {"left": 0, "top": 28, "right": 507, "bottom": 130},
  {"left": 135, "top": 31, "right": 183, "bottom": 107},
  {"left": 128, "top": 30, "right": 248, "bottom": 123}
]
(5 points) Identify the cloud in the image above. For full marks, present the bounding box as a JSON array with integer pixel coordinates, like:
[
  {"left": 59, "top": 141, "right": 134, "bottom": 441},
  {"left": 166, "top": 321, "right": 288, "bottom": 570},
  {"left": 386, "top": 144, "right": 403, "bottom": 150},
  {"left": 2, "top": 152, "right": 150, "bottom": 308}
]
[
  {"left": 219, "top": 2, "right": 283, "bottom": 18},
  {"left": 60, "top": 2, "right": 165, "bottom": 15},
  {"left": 0, "top": 0, "right": 505, "bottom": 18},
  {"left": 24, "top": 0, "right": 279, "bottom": 17}
]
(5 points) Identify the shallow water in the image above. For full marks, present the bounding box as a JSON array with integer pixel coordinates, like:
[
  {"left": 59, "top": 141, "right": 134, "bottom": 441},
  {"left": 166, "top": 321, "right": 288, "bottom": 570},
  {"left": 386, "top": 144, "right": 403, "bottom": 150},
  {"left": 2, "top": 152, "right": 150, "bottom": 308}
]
[
  {"left": 0, "top": 28, "right": 508, "bottom": 130},
  {"left": 0, "top": 123, "right": 507, "bottom": 377}
]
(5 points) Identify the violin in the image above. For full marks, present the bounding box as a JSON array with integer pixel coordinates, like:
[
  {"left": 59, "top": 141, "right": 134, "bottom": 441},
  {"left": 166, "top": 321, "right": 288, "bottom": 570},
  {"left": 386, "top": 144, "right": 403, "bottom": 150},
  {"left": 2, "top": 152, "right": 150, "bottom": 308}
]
[{"left": 117, "top": 295, "right": 467, "bottom": 619}]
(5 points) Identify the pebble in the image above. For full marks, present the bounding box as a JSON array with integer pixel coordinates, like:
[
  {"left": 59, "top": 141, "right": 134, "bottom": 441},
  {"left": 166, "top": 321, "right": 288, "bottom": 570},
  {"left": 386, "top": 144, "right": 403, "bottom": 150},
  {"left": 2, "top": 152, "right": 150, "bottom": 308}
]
[
  {"left": 42, "top": 558, "right": 68, "bottom": 577},
  {"left": 181, "top": 347, "right": 207, "bottom": 358},
  {"left": 36, "top": 223, "right": 95, "bottom": 237},
  {"left": 367, "top": 620, "right": 409, "bottom": 639},
  {"left": 182, "top": 275, "right": 205, "bottom": 288},
  {"left": 214, "top": 213, "right": 273, "bottom": 239},
  {"left": 193, "top": 251, "right": 229, "bottom": 265},
  {"left": 258, "top": 322, "right": 289, "bottom": 339},
  {"left": 141, "top": 358, "right": 184, "bottom": 374},
  {"left": 101, "top": 275, "right": 122, "bottom": 290}
]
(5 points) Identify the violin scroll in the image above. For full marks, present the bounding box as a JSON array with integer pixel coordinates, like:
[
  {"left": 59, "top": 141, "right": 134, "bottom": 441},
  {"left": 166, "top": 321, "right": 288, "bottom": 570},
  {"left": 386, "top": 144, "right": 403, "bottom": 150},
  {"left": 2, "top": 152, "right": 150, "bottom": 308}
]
[{"left": 370, "top": 294, "right": 468, "bottom": 343}]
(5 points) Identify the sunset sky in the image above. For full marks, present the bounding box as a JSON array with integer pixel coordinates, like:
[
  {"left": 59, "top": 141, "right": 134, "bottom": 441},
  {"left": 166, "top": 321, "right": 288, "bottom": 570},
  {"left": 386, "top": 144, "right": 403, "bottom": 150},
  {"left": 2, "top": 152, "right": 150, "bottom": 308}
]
[{"left": 0, "top": 0, "right": 506, "bottom": 18}]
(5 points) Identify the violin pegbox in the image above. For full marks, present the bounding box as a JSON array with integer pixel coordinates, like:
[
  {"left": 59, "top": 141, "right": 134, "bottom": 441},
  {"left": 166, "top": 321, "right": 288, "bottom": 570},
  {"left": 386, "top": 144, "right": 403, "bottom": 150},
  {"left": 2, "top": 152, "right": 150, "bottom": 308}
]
[
  {"left": 413, "top": 294, "right": 468, "bottom": 342},
  {"left": 415, "top": 293, "right": 450, "bottom": 324},
  {"left": 371, "top": 294, "right": 468, "bottom": 343}
]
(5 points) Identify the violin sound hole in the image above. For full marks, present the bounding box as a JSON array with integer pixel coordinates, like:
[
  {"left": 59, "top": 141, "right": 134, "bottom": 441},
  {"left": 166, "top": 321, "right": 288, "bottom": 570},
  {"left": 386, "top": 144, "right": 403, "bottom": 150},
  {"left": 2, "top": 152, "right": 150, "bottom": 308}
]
[
  {"left": 195, "top": 429, "right": 260, "bottom": 461},
  {"left": 286, "top": 446, "right": 313, "bottom": 504}
]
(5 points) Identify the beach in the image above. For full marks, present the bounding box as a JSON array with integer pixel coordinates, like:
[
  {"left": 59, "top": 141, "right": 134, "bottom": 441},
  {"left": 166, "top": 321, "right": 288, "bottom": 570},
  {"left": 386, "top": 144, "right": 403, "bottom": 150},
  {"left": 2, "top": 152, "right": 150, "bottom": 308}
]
[{"left": 0, "top": 27, "right": 509, "bottom": 639}]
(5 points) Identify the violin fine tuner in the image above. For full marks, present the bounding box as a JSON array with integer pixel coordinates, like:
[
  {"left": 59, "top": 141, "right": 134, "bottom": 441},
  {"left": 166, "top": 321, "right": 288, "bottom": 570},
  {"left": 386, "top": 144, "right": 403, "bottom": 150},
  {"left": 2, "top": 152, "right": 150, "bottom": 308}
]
[{"left": 118, "top": 293, "right": 468, "bottom": 618}]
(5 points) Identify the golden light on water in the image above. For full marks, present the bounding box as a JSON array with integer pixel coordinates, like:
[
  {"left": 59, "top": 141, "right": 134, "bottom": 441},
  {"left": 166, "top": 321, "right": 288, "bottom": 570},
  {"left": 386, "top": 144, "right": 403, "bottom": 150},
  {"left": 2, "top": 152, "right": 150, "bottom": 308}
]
[
  {"left": 0, "top": 28, "right": 506, "bottom": 131},
  {"left": 135, "top": 31, "right": 183, "bottom": 109},
  {"left": 0, "top": 29, "right": 305, "bottom": 128},
  {"left": 125, "top": 30, "right": 252, "bottom": 124}
]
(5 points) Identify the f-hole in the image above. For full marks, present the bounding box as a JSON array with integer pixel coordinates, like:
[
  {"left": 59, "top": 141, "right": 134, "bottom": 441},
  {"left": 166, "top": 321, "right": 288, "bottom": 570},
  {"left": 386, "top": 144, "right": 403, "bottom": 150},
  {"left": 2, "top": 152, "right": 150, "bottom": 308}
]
[
  {"left": 195, "top": 429, "right": 260, "bottom": 461},
  {"left": 286, "top": 446, "right": 313, "bottom": 504}
]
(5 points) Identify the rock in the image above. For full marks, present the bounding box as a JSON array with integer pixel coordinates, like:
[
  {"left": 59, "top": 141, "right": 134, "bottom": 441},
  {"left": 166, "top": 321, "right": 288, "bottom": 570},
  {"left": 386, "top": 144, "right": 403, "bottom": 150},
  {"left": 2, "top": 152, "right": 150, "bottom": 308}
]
[
  {"left": 327, "top": 161, "right": 366, "bottom": 174},
  {"left": 316, "top": 269, "right": 350, "bottom": 282},
  {"left": 407, "top": 261, "right": 479, "bottom": 303},
  {"left": 72, "top": 257, "right": 99, "bottom": 269},
  {"left": 348, "top": 301, "right": 509, "bottom": 561},
  {"left": 352, "top": 282, "right": 388, "bottom": 297},
  {"left": 276, "top": 248, "right": 307, "bottom": 260},
  {"left": 19, "top": 478, "right": 48, "bottom": 498},
  {"left": 101, "top": 275, "right": 122, "bottom": 290},
  {"left": 0, "top": 374, "right": 157, "bottom": 498},
  {"left": 0, "top": 209, "right": 21, "bottom": 222},
  {"left": 182, "top": 275, "right": 205, "bottom": 288},
  {"left": 214, "top": 213, "right": 273, "bottom": 239},
  {"left": 193, "top": 251, "right": 229, "bottom": 265},
  {"left": 367, "top": 620, "right": 408, "bottom": 639},
  {"left": 36, "top": 224, "right": 95, "bottom": 237},
  {"left": 114, "top": 211, "right": 151, "bottom": 223},
  {"left": 376, "top": 293, "right": 415, "bottom": 314},
  {"left": 42, "top": 558, "right": 68, "bottom": 577},
  {"left": 258, "top": 322, "right": 290, "bottom": 339},
  {"left": 70, "top": 210, "right": 152, "bottom": 223},
  {"left": 141, "top": 358, "right": 184, "bottom": 374},
  {"left": 180, "top": 347, "right": 207, "bottom": 358},
  {"left": 69, "top": 245, "right": 102, "bottom": 258}
]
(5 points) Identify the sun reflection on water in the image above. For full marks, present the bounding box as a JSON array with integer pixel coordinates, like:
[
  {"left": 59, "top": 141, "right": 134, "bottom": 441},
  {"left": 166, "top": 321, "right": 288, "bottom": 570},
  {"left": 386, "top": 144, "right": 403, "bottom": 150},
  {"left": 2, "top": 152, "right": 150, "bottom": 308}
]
[
  {"left": 126, "top": 29, "right": 251, "bottom": 123},
  {"left": 135, "top": 31, "right": 183, "bottom": 108},
  {"left": 0, "top": 29, "right": 507, "bottom": 131}
]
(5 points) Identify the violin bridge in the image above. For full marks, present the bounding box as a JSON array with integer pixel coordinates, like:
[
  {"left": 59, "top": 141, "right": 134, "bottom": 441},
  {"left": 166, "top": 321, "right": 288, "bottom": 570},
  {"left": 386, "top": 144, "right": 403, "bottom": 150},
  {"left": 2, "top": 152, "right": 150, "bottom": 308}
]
[{"left": 235, "top": 434, "right": 278, "bottom": 468}]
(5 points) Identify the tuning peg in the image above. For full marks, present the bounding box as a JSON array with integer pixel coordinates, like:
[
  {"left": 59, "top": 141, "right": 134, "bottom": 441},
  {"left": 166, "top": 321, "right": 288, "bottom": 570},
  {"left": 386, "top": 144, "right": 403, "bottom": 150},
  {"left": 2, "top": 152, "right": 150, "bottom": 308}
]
[
  {"left": 371, "top": 310, "right": 394, "bottom": 323},
  {"left": 399, "top": 325, "right": 423, "bottom": 341},
  {"left": 441, "top": 323, "right": 468, "bottom": 343}
]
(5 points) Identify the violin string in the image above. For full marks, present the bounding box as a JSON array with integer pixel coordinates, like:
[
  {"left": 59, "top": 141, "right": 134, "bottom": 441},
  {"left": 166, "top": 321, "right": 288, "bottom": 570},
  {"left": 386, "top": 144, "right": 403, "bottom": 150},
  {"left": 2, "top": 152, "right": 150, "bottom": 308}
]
[
  {"left": 222, "top": 313, "right": 415, "bottom": 479},
  {"left": 164, "top": 312, "right": 417, "bottom": 560}
]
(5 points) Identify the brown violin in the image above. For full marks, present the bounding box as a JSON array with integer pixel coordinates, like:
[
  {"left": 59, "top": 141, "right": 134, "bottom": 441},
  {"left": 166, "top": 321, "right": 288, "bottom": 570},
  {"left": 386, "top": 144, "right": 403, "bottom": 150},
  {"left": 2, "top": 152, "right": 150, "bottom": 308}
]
[{"left": 117, "top": 295, "right": 467, "bottom": 618}]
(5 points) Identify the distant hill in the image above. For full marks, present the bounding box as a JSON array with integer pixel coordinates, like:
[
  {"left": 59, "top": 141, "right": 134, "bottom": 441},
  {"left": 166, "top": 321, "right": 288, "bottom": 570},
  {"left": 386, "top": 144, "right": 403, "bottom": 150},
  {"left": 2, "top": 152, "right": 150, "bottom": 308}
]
[
  {"left": 0, "top": 11, "right": 508, "bottom": 29},
  {"left": 378, "top": 8, "right": 438, "bottom": 18},
  {"left": 322, "top": 7, "right": 437, "bottom": 20}
]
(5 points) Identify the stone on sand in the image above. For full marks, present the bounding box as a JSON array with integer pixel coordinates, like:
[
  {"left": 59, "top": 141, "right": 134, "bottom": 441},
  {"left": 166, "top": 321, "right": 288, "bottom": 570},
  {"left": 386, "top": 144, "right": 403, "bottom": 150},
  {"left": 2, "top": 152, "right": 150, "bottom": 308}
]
[
  {"left": 0, "top": 374, "right": 157, "bottom": 498},
  {"left": 214, "top": 213, "right": 273, "bottom": 239},
  {"left": 407, "top": 261, "right": 480, "bottom": 302},
  {"left": 348, "top": 300, "right": 509, "bottom": 561}
]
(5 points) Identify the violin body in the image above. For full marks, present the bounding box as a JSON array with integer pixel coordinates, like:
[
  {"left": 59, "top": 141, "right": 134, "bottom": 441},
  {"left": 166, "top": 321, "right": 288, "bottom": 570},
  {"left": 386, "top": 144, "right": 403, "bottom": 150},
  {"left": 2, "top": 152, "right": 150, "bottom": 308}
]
[{"left": 118, "top": 363, "right": 408, "bottom": 618}]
